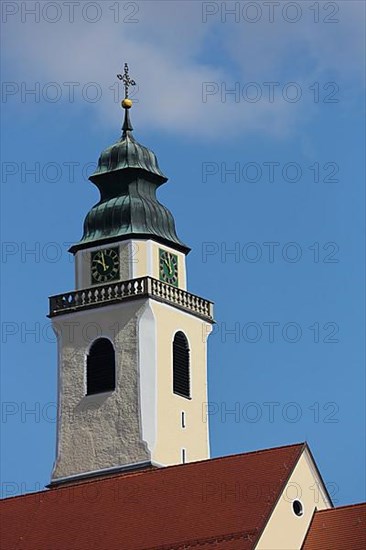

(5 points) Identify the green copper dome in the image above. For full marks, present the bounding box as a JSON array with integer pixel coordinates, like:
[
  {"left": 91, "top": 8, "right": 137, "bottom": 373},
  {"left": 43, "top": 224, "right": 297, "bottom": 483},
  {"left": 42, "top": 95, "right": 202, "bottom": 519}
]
[
  {"left": 69, "top": 108, "right": 189, "bottom": 254},
  {"left": 91, "top": 110, "right": 167, "bottom": 182}
]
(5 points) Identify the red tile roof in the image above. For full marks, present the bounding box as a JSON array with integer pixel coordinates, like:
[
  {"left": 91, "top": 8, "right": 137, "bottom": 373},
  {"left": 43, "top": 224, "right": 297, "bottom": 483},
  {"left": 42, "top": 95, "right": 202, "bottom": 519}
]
[
  {"left": 1, "top": 443, "right": 304, "bottom": 550},
  {"left": 302, "top": 502, "right": 366, "bottom": 550}
]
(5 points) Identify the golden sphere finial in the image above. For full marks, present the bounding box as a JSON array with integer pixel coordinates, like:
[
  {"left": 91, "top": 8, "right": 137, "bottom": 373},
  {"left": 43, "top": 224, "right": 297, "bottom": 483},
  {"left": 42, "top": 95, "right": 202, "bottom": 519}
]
[{"left": 121, "top": 98, "right": 133, "bottom": 109}]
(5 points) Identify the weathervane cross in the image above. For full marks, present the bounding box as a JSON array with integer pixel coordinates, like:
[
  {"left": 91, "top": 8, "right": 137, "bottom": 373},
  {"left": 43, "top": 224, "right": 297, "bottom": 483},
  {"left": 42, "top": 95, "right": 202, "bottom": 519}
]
[{"left": 117, "top": 63, "right": 136, "bottom": 99}]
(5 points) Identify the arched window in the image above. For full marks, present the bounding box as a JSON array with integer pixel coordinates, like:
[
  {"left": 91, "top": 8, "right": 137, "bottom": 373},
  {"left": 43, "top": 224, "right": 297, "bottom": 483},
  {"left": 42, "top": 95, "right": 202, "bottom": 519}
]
[
  {"left": 173, "top": 331, "right": 190, "bottom": 398},
  {"left": 86, "top": 338, "right": 115, "bottom": 395}
]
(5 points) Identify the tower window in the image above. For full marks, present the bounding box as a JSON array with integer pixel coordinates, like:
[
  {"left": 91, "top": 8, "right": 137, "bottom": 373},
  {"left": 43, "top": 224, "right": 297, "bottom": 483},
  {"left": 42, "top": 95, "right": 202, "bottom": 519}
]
[
  {"left": 173, "top": 331, "right": 190, "bottom": 399},
  {"left": 86, "top": 338, "right": 115, "bottom": 395}
]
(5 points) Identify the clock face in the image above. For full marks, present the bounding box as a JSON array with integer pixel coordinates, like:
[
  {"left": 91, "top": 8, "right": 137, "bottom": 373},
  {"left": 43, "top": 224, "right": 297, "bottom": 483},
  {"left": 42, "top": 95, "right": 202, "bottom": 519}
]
[
  {"left": 91, "top": 247, "right": 120, "bottom": 284},
  {"left": 159, "top": 249, "right": 178, "bottom": 286}
]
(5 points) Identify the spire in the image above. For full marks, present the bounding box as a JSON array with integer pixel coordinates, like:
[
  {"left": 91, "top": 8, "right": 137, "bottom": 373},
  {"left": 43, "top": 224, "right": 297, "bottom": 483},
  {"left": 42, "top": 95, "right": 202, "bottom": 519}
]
[
  {"left": 122, "top": 107, "right": 133, "bottom": 138},
  {"left": 117, "top": 62, "right": 136, "bottom": 139},
  {"left": 69, "top": 62, "right": 190, "bottom": 255}
]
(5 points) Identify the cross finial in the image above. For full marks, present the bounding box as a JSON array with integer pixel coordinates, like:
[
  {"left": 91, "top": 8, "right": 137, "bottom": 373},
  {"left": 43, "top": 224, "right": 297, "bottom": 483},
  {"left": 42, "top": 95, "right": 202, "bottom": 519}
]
[
  {"left": 117, "top": 63, "right": 136, "bottom": 102},
  {"left": 117, "top": 63, "right": 135, "bottom": 137}
]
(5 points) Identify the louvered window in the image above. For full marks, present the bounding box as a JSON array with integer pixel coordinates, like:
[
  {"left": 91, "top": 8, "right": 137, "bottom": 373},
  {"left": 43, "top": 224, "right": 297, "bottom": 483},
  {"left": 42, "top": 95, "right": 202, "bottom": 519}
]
[
  {"left": 86, "top": 338, "right": 116, "bottom": 395},
  {"left": 173, "top": 332, "right": 190, "bottom": 398}
]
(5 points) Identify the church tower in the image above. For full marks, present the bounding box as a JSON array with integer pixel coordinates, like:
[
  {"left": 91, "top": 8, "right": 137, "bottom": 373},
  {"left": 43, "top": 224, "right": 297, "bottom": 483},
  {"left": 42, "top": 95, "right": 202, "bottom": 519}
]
[{"left": 48, "top": 65, "right": 214, "bottom": 485}]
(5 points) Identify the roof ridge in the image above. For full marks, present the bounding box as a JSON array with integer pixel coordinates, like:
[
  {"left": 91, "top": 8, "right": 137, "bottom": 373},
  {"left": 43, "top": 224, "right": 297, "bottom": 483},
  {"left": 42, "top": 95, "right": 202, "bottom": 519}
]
[
  {"left": 0, "top": 442, "right": 306, "bottom": 503},
  {"left": 215, "top": 441, "right": 305, "bottom": 459},
  {"left": 315, "top": 502, "right": 366, "bottom": 513}
]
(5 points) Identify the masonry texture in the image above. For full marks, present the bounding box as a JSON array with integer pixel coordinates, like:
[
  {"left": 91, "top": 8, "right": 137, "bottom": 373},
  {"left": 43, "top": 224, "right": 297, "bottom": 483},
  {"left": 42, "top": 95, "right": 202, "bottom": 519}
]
[{"left": 52, "top": 300, "right": 150, "bottom": 481}]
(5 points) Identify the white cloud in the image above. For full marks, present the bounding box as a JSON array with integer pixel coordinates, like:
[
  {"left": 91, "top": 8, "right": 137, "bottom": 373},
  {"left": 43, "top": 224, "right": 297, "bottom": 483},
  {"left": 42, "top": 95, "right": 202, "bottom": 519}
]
[{"left": 2, "top": 0, "right": 364, "bottom": 140}]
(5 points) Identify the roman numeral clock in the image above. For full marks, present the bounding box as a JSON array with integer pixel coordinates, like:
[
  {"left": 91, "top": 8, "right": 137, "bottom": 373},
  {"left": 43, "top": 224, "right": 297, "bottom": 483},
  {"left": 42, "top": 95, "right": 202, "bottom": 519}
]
[
  {"left": 159, "top": 249, "right": 178, "bottom": 286},
  {"left": 91, "top": 247, "right": 120, "bottom": 284}
]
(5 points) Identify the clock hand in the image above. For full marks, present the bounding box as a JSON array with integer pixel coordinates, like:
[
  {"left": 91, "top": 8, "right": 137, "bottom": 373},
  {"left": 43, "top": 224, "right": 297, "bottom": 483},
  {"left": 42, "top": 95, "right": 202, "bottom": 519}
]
[
  {"left": 169, "top": 257, "right": 176, "bottom": 276},
  {"left": 100, "top": 252, "right": 107, "bottom": 271},
  {"left": 164, "top": 259, "right": 173, "bottom": 276},
  {"left": 94, "top": 260, "right": 107, "bottom": 268}
]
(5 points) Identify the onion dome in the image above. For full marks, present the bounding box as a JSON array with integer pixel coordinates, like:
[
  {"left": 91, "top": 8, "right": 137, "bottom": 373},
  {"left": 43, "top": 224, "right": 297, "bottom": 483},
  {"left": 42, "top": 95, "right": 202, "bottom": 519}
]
[
  {"left": 69, "top": 98, "right": 189, "bottom": 254},
  {"left": 91, "top": 108, "right": 167, "bottom": 182}
]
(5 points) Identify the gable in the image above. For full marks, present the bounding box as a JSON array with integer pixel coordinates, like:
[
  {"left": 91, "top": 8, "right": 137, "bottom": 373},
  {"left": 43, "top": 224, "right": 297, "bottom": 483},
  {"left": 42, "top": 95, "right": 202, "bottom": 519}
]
[{"left": 255, "top": 445, "right": 332, "bottom": 549}]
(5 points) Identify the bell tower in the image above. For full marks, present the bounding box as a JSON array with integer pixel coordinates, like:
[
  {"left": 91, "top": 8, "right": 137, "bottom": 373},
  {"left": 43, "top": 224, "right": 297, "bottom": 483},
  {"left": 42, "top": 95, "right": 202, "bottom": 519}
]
[{"left": 49, "top": 65, "right": 214, "bottom": 485}]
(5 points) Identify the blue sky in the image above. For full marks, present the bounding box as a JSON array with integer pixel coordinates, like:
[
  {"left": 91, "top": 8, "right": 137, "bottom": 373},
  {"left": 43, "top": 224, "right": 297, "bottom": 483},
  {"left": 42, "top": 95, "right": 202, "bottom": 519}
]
[{"left": 1, "top": 1, "right": 365, "bottom": 504}]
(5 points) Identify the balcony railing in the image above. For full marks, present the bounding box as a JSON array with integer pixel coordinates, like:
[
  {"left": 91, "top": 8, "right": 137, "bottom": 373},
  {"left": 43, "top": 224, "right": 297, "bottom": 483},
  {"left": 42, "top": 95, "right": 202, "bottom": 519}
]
[{"left": 49, "top": 277, "right": 214, "bottom": 322}]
